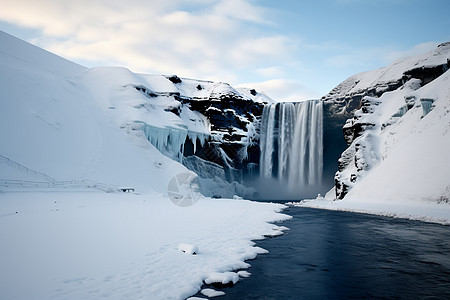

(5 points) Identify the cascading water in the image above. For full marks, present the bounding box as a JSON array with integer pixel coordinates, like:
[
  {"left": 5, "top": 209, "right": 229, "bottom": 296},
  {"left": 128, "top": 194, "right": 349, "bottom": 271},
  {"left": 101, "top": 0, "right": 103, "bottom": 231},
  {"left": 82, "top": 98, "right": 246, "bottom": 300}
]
[{"left": 259, "top": 100, "right": 323, "bottom": 197}]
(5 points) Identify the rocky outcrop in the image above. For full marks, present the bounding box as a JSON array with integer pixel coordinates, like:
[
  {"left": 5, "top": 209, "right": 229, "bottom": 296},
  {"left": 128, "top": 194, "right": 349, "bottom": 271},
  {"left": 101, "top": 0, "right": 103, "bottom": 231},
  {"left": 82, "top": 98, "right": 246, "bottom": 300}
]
[
  {"left": 180, "top": 90, "right": 264, "bottom": 143},
  {"left": 133, "top": 78, "right": 268, "bottom": 167}
]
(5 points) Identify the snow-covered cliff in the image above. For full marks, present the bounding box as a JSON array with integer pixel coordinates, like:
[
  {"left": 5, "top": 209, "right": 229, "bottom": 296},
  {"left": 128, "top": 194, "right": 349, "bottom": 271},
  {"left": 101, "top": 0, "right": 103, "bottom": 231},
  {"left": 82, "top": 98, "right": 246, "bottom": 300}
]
[{"left": 325, "top": 42, "right": 450, "bottom": 205}]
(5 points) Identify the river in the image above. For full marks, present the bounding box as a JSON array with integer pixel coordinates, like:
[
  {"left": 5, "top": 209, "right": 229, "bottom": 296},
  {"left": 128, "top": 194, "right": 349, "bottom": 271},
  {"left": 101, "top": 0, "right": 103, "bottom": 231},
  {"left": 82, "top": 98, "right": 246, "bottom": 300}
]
[{"left": 194, "top": 206, "right": 450, "bottom": 299}]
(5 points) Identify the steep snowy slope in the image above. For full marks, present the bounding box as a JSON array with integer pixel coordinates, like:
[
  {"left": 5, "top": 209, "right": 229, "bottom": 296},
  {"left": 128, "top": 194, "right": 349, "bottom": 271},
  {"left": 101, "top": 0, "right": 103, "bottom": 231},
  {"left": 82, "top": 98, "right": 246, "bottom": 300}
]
[{"left": 0, "top": 30, "right": 191, "bottom": 193}]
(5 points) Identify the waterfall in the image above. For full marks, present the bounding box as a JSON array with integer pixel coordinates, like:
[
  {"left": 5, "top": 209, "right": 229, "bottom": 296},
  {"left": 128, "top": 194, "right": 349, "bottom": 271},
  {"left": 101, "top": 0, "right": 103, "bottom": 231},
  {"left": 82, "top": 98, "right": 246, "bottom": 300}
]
[{"left": 259, "top": 100, "right": 323, "bottom": 192}]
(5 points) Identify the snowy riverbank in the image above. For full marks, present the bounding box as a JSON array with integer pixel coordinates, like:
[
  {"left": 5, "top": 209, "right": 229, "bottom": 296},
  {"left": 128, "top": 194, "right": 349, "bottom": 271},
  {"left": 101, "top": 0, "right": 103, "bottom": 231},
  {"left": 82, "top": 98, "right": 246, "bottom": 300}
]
[
  {"left": 292, "top": 190, "right": 450, "bottom": 225},
  {"left": 0, "top": 191, "right": 290, "bottom": 300}
]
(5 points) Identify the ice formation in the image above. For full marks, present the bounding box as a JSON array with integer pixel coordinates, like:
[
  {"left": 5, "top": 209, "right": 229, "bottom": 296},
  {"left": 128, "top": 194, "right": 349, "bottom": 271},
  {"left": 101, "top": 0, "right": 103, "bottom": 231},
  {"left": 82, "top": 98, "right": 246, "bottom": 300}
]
[
  {"left": 392, "top": 105, "right": 409, "bottom": 118},
  {"left": 260, "top": 100, "right": 323, "bottom": 190},
  {"left": 137, "top": 121, "right": 209, "bottom": 163},
  {"left": 420, "top": 98, "right": 435, "bottom": 116}
]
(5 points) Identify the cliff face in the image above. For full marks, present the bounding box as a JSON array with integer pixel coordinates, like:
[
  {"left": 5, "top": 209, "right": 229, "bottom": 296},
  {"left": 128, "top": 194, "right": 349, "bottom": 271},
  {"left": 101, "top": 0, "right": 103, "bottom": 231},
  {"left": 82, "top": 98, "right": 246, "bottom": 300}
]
[
  {"left": 325, "top": 42, "right": 450, "bottom": 200},
  {"left": 178, "top": 83, "right": 268, "bottom": 170},
  {"left": 131, "top": 76, "right": 270, "bottom": 170},
  {"left": 125, "top": 74, "right": 273, "bottom": 198}
]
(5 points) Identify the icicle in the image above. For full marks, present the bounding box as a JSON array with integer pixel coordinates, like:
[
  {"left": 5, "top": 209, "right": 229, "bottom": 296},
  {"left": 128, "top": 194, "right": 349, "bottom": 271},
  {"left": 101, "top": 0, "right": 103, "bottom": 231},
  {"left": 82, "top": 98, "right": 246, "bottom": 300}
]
[
  {"left": 136, "top": 121, "right": 209, "bottom": 163},
  {"left": 420, "top": 98, "right": 434, "bottom": 117}
]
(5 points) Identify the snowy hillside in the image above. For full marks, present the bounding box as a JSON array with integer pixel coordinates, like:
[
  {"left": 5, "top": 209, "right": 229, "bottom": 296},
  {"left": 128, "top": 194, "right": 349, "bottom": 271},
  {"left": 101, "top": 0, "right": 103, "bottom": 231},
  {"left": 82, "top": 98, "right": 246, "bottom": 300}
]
[
  {"left": 304, "top": 43, "right": 450, "bottom": 223},
  {"left": 0, "top": 30, "right": 185, "bottom": 192},
  {"left": 337, "top": 70, "right": 450, "bottom": 198},
  {"left": 320, "top": 44, "right": 450, "bottom": 192},
  {"left": 0, "top": 30, "right": 290, "bottom": 300},
  {"left": 325, "top": 42, "right": 450, "bottom": 105}
]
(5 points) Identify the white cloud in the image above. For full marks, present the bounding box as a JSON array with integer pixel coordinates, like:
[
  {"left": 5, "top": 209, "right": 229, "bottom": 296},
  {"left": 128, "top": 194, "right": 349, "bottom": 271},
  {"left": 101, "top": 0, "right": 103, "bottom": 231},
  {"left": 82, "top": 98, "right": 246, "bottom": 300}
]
[
  {"left": 325, "top": 46, "right": 393, "bottom": 68},
  {"left": 238, "top": 79, "right": 320, "bottom": 102},
  {"left": 0, "top": 0, "right": 297, "bottom": 86},
  {"left": 256, "top": 66, "right": 285, "bottom": 77},
  {"left": 211, "top": 0, "right": 273, "bottom": 24}
]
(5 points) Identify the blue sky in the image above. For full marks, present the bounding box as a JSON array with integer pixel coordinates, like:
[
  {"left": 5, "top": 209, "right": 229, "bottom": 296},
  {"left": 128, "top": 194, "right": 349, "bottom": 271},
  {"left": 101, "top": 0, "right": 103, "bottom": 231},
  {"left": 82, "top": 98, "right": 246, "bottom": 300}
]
[{"left": 1, "top": 0, "right": 449, "bottom": 101}]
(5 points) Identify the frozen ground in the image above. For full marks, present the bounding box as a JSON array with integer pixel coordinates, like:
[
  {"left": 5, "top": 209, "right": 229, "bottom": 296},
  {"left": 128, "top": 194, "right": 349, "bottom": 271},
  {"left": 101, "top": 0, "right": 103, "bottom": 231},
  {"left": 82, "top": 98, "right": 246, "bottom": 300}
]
[{"left": 0, "top": 190, "right": 289, "bottom": 300}]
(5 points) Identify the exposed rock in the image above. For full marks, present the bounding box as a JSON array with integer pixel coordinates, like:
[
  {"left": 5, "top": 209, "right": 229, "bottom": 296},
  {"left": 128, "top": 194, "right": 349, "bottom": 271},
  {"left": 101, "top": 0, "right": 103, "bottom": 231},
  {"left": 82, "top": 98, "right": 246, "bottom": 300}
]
[
  {"left": 167, "top": 75, "right": 182, "bottom": 84},
  {"left": 403, "top": 63, "right": 449, "bottom": 86}
]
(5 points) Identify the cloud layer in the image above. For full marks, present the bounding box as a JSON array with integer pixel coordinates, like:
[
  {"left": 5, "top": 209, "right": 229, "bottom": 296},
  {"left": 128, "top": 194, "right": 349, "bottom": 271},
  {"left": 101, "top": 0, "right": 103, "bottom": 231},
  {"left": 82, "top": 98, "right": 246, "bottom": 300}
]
[{"left": 1, "top": 0, "right": 307, "bottom": 99}]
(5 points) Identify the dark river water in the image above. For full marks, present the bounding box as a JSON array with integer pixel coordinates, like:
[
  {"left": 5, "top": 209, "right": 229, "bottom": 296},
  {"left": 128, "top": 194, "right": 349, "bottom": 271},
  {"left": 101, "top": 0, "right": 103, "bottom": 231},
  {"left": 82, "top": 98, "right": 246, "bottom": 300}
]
[{"left": 194, "top": 206, "right": 450, "bottom": 299}]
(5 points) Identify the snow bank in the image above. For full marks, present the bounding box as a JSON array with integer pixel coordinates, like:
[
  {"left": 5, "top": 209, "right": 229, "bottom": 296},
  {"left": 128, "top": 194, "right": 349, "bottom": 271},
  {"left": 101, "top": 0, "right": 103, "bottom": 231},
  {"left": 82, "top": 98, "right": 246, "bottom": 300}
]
[{"left": 0, "top": 192, "right": 290, "bottom": 300}]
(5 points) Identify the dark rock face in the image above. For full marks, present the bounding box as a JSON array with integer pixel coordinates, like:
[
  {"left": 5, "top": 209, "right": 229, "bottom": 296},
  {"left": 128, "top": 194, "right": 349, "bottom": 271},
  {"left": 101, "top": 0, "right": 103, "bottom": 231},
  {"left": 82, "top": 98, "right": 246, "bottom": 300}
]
[
  {"left": 179, "top": 91, "right": 264, "bottom": 170},
  {"left": 403, "top": 62, "right": 449, "bottom": 86},
  {"left": 167, "top": 75, "right": 182, "bottom": 84},
  {"left": 131, "top": 80, "right": 267, "bottom": 190},
  {"left": 132, "top": 80, "right": 266, "bottom": 179}
]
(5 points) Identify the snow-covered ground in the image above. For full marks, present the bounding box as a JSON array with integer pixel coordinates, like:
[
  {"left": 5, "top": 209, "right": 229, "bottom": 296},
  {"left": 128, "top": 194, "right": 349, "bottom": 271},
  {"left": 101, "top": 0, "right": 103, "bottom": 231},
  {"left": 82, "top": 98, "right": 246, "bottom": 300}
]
[
  {"left": 0, "top": 30, "right": 290, "bottom": 300},
  {"left": 0, "top": 191, "right": 289, "bottom": 300},
  {"left": 295, "top": 193, "right": 450, "bottom": 225}
]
